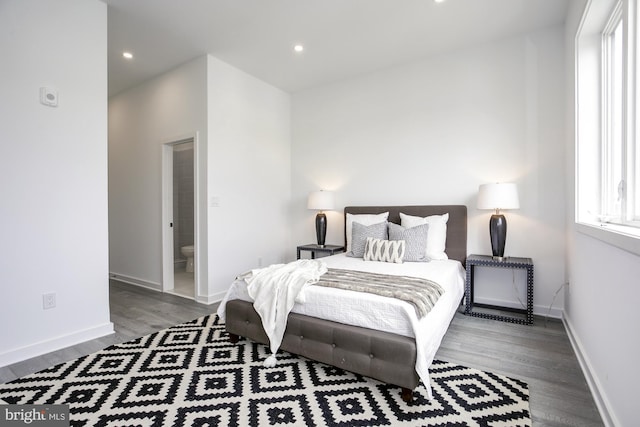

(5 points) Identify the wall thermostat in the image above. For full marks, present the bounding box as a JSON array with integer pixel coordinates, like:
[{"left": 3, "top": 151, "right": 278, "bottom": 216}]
[{"left": 40, "top": 87, "right": 58, "bottom": 107}]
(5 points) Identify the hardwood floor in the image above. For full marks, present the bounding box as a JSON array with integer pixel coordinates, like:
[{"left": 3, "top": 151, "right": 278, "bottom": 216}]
[
  {"left": 1, "top": 280, "right": 603, "bottom": 426},
  {"left": 0, "top": 280, "right": 213, "bottom": 385},
  {"left": 437, "top": 312, "right": 603, "bottom": 426}
]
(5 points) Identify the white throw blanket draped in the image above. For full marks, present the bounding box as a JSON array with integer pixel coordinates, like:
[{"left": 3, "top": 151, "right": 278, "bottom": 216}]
[{"left": 238, "top": 259, "right": 328, "bottom": 366}]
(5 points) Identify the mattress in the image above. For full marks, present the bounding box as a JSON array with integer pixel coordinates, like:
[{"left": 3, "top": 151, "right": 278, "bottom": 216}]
[{"left": 216, "top": 253, "right": 465, "bottom": 393}]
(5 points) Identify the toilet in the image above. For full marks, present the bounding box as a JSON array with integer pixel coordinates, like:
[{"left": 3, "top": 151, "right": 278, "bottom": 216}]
[{"left": 181, "top": 245, "right": 195, "bottom": 273}]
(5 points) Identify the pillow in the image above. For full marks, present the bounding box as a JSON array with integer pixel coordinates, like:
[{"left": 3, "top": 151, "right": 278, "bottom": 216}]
[
  {"left": 348, "top": 221, "right": 388, "bottom": 258},
  {"left": 388, "top": 222, "right": 429, "bottom": 262},
  {"left": 345, "top": 212, "right": 389, "bottom": 253},
  {"left": 400, "top": 212, "right": 449, "bottom": 260},
  {"left": 364, "top": 238, "right": 405, "bottom": 263}
]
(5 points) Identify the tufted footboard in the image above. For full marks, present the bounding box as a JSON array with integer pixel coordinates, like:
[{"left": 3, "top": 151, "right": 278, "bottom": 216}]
[{"left": 225, "top": 299, "right": 419, "bottom": 402}]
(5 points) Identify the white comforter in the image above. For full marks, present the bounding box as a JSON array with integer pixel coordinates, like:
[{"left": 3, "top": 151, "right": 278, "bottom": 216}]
[{"left": 217, "top": 253, "right": 465, "bottom": 399}]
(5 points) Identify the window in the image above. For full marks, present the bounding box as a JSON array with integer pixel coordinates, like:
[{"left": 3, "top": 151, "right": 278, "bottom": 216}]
[
  {"left": 601, "top": 4, "right": 624, "bottom": 222},
  {"left": 577, "top": 0, "right": 640, "bottom": 236}
]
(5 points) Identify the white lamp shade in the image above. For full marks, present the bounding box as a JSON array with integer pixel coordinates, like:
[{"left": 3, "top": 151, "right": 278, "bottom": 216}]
[
  {"left": 477, "top": 183, "right": 520, "bottom": 210},
  {"left": 307, "top": 190, "right": 335, "bottom": 211}
]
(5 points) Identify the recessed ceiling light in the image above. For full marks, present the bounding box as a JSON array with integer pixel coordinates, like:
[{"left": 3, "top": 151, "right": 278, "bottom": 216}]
[
  {"left": 434, "top": 0, "right": 446, "bottom": 3},
  {"left": 293, "top": 44, "right": 304, "bottom": 53},
  {"left": 122, "top": 51, "right": 133, "bottom": 59}
]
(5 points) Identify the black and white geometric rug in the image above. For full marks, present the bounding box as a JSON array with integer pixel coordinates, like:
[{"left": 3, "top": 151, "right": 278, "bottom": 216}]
[{"left": 0, "top": 315, "right": 531, "bottom": 426}]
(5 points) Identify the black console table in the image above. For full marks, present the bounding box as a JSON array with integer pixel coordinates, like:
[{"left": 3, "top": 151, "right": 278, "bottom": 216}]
[
  {"left": 296, "top": 244, "right": 345, "bottom": 260},
  {"left": 464, "top": 254, "right": 534, "bottom": 325}
]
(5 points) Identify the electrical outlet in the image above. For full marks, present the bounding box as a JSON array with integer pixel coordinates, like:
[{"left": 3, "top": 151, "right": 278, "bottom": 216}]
[{"left": 43, "top": 293, "right": 56, "bottom": 309}]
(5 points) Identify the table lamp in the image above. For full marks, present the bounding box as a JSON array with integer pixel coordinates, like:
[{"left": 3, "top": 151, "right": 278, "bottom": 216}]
[
  {"left": 477, "top": 183, "right": 519, "bottom": 260},
  {"left": 307, "top": 190, "right": 335, "bottom": 247}
]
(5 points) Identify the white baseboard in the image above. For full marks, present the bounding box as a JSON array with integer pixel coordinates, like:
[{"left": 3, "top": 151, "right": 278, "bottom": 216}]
[
  {"left": 110, "top": 271, "right": 226, "bottom": 306},
  {"left": 0, "top": 322, "right": 114, "bottom": 368},
  {"left": 109, "top": 272, "right": 161, "bottom": 292},
  {"left": 195, "top": 291, "right": 226, "bottom": 305},
  {"left": 563, "top": 313, "right": 618, "bottom": 427},
  {"left": 534, "top": 303, "right": 563, "bottom": 319}
]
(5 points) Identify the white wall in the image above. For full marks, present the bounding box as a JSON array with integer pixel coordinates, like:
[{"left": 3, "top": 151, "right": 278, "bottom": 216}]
[
  {"left": 108, "top": 55, "right": 291, "bottom": 302},
  {"left": 206, "top": 56, "right": 291, "bottom": 300},
  {"left": 565, "top": 1, "right": 638, "bottom": 425},
  {"left": 0, "top": 0, "right": 112, "bottom": 366},
  {"left": 291, "top": 26, "right": 566, "bottom": 316},
  {"left": 108, "top": 56, "right": 209, "bottom": 292}
]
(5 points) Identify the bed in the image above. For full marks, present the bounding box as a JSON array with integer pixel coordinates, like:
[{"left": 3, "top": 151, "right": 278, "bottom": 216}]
[{"left": 217, "top": 205, "right": 467, "bottom": 402}]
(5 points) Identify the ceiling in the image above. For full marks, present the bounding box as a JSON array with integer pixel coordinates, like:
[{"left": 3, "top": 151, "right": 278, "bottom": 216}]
[{"left": 105, "top": 0, "right": 568, "bottom": 97}]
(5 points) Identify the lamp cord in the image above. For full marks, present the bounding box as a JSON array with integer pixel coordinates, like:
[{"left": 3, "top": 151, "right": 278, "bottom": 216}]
[
  {"left": 544, "top": 282, "right": 568, "bottom": 327},
  {"left": 511, "top": 270, "right": 568, "bottom": 326},
  {"left": 512, "top": 269, "right": 527, "bottom": 310}
]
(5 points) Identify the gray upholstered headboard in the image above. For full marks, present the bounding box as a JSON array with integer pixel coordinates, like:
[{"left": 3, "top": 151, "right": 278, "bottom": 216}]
[{"left": 344, "top": 205, "right": 468, "bottom": 266}]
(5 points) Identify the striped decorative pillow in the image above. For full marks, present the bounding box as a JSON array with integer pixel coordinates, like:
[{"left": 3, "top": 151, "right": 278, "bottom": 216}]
[{"left": 363, "top": 238, "right": 405, "bottom": 263}]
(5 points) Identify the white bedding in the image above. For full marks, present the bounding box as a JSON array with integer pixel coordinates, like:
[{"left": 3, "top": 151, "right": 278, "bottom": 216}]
[{"left": 216, "top": 253, "right": 465, "bottom": 399}]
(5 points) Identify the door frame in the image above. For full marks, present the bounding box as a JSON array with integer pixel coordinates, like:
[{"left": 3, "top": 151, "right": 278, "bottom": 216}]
[{"left": 161, "top": 132, "right": 200, "bottom": 297}]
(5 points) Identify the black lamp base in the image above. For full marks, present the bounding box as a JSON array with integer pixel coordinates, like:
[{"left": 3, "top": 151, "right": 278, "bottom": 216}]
[
  {"left": 489, "top": 214, "right": 507, "bottom": 260},
  {"left": 315, "top": 212, "right": 327, "bottom": 247}
]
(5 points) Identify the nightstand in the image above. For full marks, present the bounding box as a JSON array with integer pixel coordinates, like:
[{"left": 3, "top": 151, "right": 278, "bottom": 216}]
[
  {"left": 296, "top": 244, "right": 345, "bottom": 259},
  {"left": 464, "top": 254, "right": 534, "bottom": 325}
]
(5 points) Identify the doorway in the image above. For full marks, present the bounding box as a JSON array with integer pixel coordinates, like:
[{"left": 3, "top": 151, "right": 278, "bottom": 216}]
[{"left": 162, "top": 136, "right": 198, "bottom": 299}]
